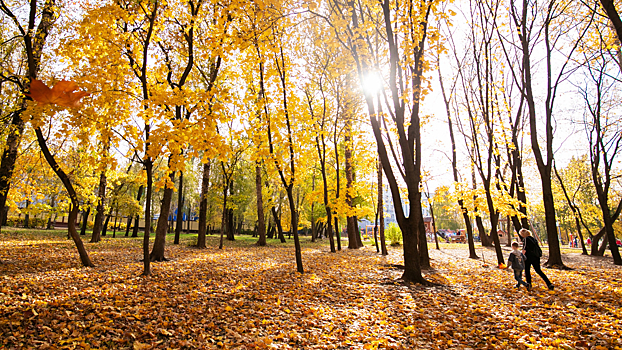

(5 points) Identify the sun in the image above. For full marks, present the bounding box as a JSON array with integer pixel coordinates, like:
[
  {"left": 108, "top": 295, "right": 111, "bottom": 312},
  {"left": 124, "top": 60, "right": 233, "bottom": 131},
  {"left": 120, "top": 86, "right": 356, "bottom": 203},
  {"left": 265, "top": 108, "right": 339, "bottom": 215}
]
[{"left": 361, "top": 72, "right": 383, "bottom": 95}]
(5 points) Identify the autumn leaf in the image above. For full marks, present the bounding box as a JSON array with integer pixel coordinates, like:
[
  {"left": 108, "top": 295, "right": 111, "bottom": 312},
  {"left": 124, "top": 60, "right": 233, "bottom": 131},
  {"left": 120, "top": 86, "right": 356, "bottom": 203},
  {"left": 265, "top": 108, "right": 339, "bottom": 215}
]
[
  {"left": 26, "top": 79, "right": 89, "bottom": 108},
  {"left": 133, "top": 341, "right": 151, "bottom": 350},
  {"left": 2, "top": 230, "right": 622, "bottom": 349}
]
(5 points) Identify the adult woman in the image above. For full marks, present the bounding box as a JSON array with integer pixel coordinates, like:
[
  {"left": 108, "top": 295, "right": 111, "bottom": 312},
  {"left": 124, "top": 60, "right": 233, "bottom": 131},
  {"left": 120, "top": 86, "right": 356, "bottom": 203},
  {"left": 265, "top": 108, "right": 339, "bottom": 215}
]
[{"left": 519, "top": 228, "right": 554, "bottom": 291}]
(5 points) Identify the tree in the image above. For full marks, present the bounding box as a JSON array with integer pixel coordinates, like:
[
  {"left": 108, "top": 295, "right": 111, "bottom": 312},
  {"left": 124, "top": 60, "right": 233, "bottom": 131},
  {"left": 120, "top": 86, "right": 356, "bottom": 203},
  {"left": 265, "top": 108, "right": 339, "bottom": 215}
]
[
  {"left": 323, "top": 0, "right": 443, "bottom": 282},
  {"left": 553, "top": 156, "right": 601, "bottom": 255},
  {"left": 0, "top": 0, "right": 56, "bottom": 234},
  {"left": 217, "top": 136, "right": 246, "bottom": 249},
  {"left": 244, "top": 1, "right": 308, "bottom": 272},
  {"left": 581, "top": 43, "right": 622, "bottom": 265},
  {"left": 265, "top": 24, "right": 305, "bottom": 272},
  {"left": 305, "top": 67, "right": 337, "bottom": 251},
  {"left": 454, "top": 0, "right": 507, "bottom": 264},
  {"left": 505, "top": 0, "right": 593, "bottom": 268},
  {"left": 436, "top": 40, "right": 478, "bottom": 258},
  {"left": 149, "top": 0, "right": 205, "bottom": 262},
  {"left": 28, "top": 90, "right": 95, "bottom": 268},
  {"left": 600, "top": 0, "right": 622, "bottom": 41},
  {"left": 91, "top": 143, "right": 111, "bottom": 243},
  {"left": 113, "top": 0, "right": 161, "bottom": 275}
]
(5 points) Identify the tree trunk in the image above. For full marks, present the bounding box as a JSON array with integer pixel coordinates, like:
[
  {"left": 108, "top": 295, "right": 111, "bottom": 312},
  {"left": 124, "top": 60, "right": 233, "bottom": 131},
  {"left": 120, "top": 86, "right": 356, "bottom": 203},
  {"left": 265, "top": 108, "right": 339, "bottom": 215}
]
[
  {"left": 484, "top": 182, "right": 505, "bottom": 265},
  {"left": 591, "top": 228, "right": 606, "bottom": 256},
  {"left": 347, "top": 217, "right": 357, "bottom": 249},
  {"left": 91, "top": 170, "right": 107, "bottom": 243},
  {"left": 512, "top": 138, "right": 530, "bottom": 231},
  {"left": 600, "top": 0, "right": 622, "bottom": 43},
  {"left": 334, "top": 125, "right": 342, "bottom": 251},
  {"left": 255, "top": 164, "right": 266, "bottom": 246},
  {"left": 142, "top": 159, "right": 153, "bottom": 275},
  {"left": 197, "top": 161, "right": 210, "bottom": 248},
  {"left": 366, "top": 102, "right": 427, "bottom": 283},
  {"left": 345, "top": 123, "right": 359, "bottom": 249},
  {"left": 373, "top": 210, "right": 380, "bottom": 253},
  {"left": 598, "top": 235, "right": 608, "bottom": 256},
  {"left": 334, "top": 217, "right": 341, "bottom": 250},
  {"left": 378, "top": 158, "right": 387, "bottom": 255},
  {"left": 310, "top": 171, "right": 317, "bottom": 243},
  {"left": 35, "top": 127, "right": 93, "bottom": 267},
  {"left": 576, "top": 216, "right": 588, "bottom": 255},
  {"left": 80, "top": 208, "right": 90, "bottom": 236},
  {"left": 475, "top": 215, "right": 488, "bottom": 246},
  {"left": 46, "top": 197, "right": 56, "bottom": 230},
  {"left": 460, "top": 201, "right": 478, "bottom": 259},
  {"left": 589, "top": 198, "right": 622, "bottom": 256},
  {"left": 186, "top": 205, "right": 191, "bottom": 233},
  {"left": 428, "top": 196, "right": 439, "bottom": 250},
  {"left": 316, "top": 137, "right": 335, "bottom": 252},
  {"left": 227, "top": 207, "right": 235, "bottom": 241},
  {"left": 356, "top": 216, "right": 364, "bottom": 247},
  {"left": 1, "top": 206, "right": 8, "bottom": 226},
  {"left": 401, "top": 219, "right": 426, "bottom": 284},
  {"left": 541, "top": 176, "right": 564, "bottom": 267},
  {"left": 132, "top": 185, "right": 144, "bottom": 238},
  {"left": 174, "top": 171, "right": 184, "bottom": 245},
  {"left": 473, "top": 159, "right": 490, "bottom": 247},
  {"left": 112, "top": 211, "right": 119, "bottom": 238},
  {"left": 596, "top": 195, "right": 622, "bottom": 265},
  {"left": 286, "top": 185, "right": 303, "bottom": 273},
  {"left": 101, "top": 213, "right": 111, "bottom": 237},
  {"left": 132, "top": 215, "right": 140, "bottom": 238},
  {"left": 150, "top": 171, "right": 175, "bottom": 262},
  {"left": 415, "top": 199, "right": 430, "bottom": 269},
  {"left": 24, "top": 200, "right": 30, "bottom": 228},
  {"left": 67, "top": 205, "right": 93, "bottom": 267},
  {"left": 267, "top": 218, "right": 274, "bottom": 239},
  {"left": 236, "top": 218, "right": 243, "bottom": 235},
  {"left": 125, "top": 215, "right": 132, "bottom": 237},
  {"left": 271, "top": 206, "right": 286, "bottom": 243},
  {"left": 218, "top": 184, "right": 228, "bottom": 249},
  {"left": 506, "top": 216, "right": 512, "bottom": 247},
  {"left": 0, "top": 109, "right": 26, "bottom": 234}
]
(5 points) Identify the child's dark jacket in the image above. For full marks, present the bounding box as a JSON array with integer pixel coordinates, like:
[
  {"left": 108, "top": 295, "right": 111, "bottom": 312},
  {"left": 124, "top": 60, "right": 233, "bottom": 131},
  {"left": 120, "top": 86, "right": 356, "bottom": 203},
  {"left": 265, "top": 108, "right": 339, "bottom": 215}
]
[{"left": 507, "top": 251, "right": 526, "bottom": 270}]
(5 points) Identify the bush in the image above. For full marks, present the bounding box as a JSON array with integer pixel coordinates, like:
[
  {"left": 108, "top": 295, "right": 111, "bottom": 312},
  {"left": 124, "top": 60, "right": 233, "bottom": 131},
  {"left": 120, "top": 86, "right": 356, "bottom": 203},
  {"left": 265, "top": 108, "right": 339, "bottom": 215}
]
[
  {"left": 386, "top": 223, "right": 402, "bottom": 246},
  {"left": 115, "top": 222, "right": 127, "bottom": 231},
  {"left": 29, "top": 217, "right": 47, "bottom": 228},
  {"left": 5, "top": 216, "right": 21, "bottom": 227},
  {"left": 240, "top": 229, "right": 254, "bottom": 236},
  {"left": 5, "top": 216, "right": 47, "bottom": 228}
]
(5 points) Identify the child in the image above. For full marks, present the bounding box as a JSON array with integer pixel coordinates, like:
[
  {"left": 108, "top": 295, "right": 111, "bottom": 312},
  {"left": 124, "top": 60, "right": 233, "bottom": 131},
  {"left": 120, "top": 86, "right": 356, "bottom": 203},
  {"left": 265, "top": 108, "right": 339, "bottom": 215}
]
[{"left": 507, "top": 241, "right": 530, "bottom": 290}]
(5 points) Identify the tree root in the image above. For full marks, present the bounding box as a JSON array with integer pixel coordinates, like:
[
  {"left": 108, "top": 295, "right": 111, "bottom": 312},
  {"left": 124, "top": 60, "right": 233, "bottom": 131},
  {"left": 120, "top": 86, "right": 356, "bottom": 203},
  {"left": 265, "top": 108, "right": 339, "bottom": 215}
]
[
  {"left": 150, "top": 256, "right": 170, "bottom": 262},
  {"left": 544, "top": 262, "right": 573, "bottom": 270}
]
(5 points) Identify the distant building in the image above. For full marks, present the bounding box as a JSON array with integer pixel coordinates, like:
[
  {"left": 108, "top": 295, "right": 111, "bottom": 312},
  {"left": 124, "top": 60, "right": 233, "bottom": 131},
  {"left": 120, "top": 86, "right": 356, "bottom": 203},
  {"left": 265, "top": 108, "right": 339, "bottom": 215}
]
[
  {"left": 382, "top": 183, "right": 409, "bottom": 228},
  {"left": 356, "top": 183, "right": 435, "bottom": 236}
]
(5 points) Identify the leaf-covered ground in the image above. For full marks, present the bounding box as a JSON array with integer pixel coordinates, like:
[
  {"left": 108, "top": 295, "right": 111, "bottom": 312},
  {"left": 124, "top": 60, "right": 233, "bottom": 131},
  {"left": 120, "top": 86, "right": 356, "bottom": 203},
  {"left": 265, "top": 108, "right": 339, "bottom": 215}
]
[{"left": 1, "top": 229, "right": 621, "bottom": 349}]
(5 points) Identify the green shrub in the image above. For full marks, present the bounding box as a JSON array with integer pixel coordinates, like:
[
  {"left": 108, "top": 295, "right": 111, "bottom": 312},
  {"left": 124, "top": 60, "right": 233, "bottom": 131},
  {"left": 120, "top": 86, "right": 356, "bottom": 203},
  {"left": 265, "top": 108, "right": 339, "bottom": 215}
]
[
  {"left": 5, "top": 216, "right": 47, "bottom": 228},
  {"left": 6, "top": 216, "right": 21, "bottom": 227},
  {"left": 29, "top": 217, "right": 47, "bottom": 228},
  {"left": 386, "top": 223, "right": 402, "bottom": 246}
]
